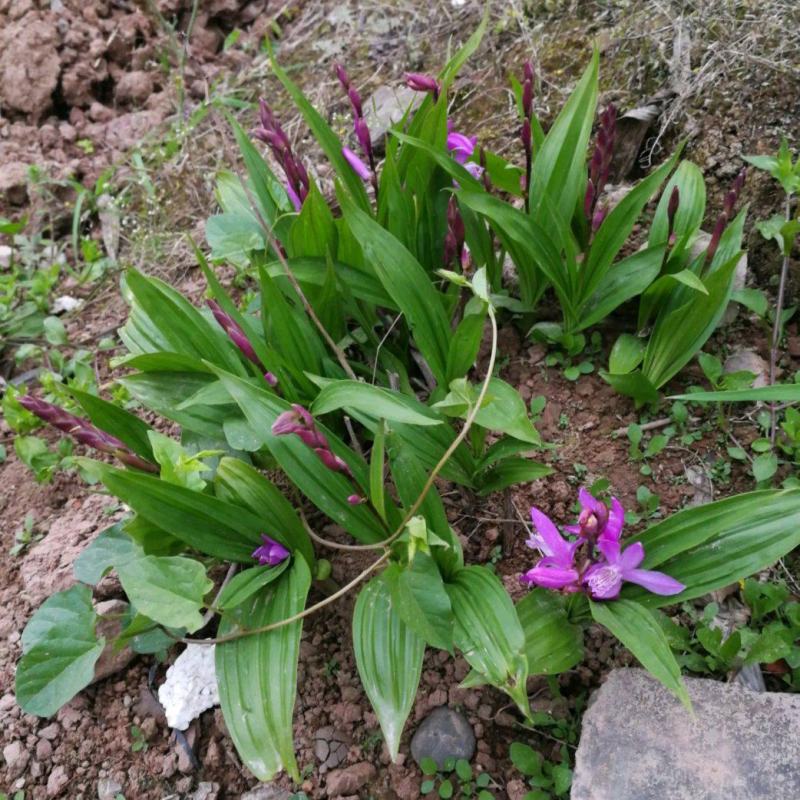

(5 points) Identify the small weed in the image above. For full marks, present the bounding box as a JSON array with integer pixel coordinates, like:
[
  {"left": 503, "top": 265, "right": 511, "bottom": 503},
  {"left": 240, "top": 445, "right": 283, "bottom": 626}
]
[
  {"left": 10, "top": 512, "right": 44, "bottom": 556},
  {"left": 509, "top": 741, "right": 572, "bottom": 799},
  {"left": 420, "top": 757, "right": 494, "bottom": 799},
  {"left": 130, "top": 724, "right": 149, "bottom": 753}
]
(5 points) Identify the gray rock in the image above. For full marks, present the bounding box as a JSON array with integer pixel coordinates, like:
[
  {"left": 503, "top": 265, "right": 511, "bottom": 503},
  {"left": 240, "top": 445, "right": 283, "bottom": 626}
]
[
  {"left": 3, "top": 740, "right": 30, "bottom": 778},
  {"left": 93, "top": 599, "right": 136, "bottom": 683},
  {"left": 325, "top": 762, "right": 376, "bottom": 796},
  {"left": 571, "top": 668, "right": 800, "bottom": 800},
  {"left": 362, "top": 85, "right": 423, "bottom": 152},
  {"left": 410, "top": 706, "right": 476, "bottom": 769},
  {"left": 97, "top": 778, "right": 123, "bottom": 800},
  {"left": 314, "top": 725, "right": 351, "bottom": 773},
  {"left": 240, "top": 785, "right": 292, "bottom": 800},
  {"left": 723, "top": 350, "right": 768, "bottom": 388},
  {"left": 190, "top": 782, "right": 220, "bottom": 800}
]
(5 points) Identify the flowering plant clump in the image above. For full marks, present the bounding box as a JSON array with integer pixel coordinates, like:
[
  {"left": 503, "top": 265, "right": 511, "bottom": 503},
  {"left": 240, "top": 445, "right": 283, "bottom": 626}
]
[
  {"left": 522, "top": 490, "right": 684, "bottom": 600},
  {"left": 10, "top": 16, "right": 800, "bottom": 789}
]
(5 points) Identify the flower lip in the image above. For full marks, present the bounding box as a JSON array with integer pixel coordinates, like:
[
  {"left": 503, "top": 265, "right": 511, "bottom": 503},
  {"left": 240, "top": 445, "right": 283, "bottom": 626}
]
[{"left": 252, "top": 534, "right": 290, "bottom": 566}]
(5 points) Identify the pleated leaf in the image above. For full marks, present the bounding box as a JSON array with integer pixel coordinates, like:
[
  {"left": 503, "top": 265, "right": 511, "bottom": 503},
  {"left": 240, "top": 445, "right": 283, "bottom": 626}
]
[
  {"left": 353, "top": 576, "right": 425, "bottom": 761},
  {"left": 516, "top": 589, "right": 584, "bottom": 675},
  {"left": 216, "top": 556, "right": 311, "bottom": 782}
]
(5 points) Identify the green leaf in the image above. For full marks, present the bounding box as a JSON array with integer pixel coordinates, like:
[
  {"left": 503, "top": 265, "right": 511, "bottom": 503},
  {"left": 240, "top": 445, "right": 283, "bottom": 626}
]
[
  {"left": 73, "top": 523, "right": 141, "bottom": 585},
  {"left": 609, "top": 334, "right": 646, "bottom": 375},
  {"left": 517, "top": 589, "right": 584, "bottom": 675},
  {"left": 369, "top": 422, "right": 387, "bottom": 522},
  {"left": 474, "top": 379, "right": 542, "bottom": 444},
  {"left": 446, "top": 310, "right": 486, "bottom": 383},
  {"left": 752, "top": 452, "right": 778, "bottom": 484},
  {"left": 214, "top": 457, "right": 314, "bottom": 567},
  {"left": 89, "top": 461, "right": 265, "bottom": 561},
  {"left": 590, "top": 599, "right": 689, "bottom": 708},
  {"left": 216, "top": 557, "right": 311, "bottom": 782},
  {"left": 216, "top": 561, "right": 290, "bottom": 610},
  {"left": 626, "top": 489, "right": 800, "bottom": 607},
  {"left": 529, "top": 51, "right": 599, "bottom": 229},
  {"left": 509, "top": 742, "right": 542, "bottom": 777},
  {"left": 340, "top": 196, "right": 452, "bottom": 384},
  {"left": 446, "top": 566, "right": 530, "bottom": 716},
  {"left": 648, "top": 160, "right": 706, "bottom": 248},
  {"left": 212, "top": 369, "right": 386, "bottom": 544},
  {"left": 69, "top": 388, "right": 154, "bottom": 460},
  {"left": 312, "top": 381, "right": 443, "bottom": 426},
  {"left": 600, "top": 369, "right": 660, "bottom": 406},
  {"left": 475, "top": 458, "right": 552, "bottom": 495},
  {"left": 353, "top": 575, "right": 425, "bottom": 761},
  {"left": 117, "top": 555, "right": 213, "bottom": 632},
  {"left": 671, "top": 384, "right": 800, "bottom": 403},
  {"left": 16, "top": 585, "right": 104, "bottom": 717},
  {"left": 384, "top": 553, "right": 454, "bottom": 652},
  {"left": 43, "top": 315, "right": 67, "bottom": 345},
  {"left": 421, "top": 757, "right": 439, "bottom": 776}
]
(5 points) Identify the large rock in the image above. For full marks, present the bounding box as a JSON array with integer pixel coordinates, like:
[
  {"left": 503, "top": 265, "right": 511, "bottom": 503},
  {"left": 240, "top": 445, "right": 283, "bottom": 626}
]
[
  {"left": 362, "top": 84, "right": 422, "bottom": 151},
  {"left": 0, "top": 15, "right": 60, "bottom": 121},
  {"left": 571, "top": 668, "right": 800, "bottom": 800},
  {"left": 410, "top": 706, "right": 476, "bottom": 769}
]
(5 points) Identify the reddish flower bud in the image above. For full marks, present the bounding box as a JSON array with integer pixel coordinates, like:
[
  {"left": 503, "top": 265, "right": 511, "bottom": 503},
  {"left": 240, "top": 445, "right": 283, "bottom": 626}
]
[
  {"left": 348, "top": 87, "right": 363, "bottom": 119},
  {"left": 591, "top": 205, "right": 608, "bottom": 233},
  {"left": 405, "top": 72, "right": 441, "bottom": 99},
  {"left": 334, "top": 63, "right": 350, "bottom": 89}
]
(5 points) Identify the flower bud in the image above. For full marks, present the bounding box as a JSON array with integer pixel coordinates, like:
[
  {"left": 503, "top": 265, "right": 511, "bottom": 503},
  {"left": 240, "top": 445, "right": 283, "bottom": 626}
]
[{"left": 405, "top": 72, "right": 440, "bottom": 98}]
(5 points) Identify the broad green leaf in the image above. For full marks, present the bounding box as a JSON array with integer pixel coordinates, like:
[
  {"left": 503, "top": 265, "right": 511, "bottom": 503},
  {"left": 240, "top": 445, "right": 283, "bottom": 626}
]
[
  {"left": 117, "top": 555, "right": 213, "bottom": 632},
  {"left": 312, "top": 381, "right": 443, "bottom": 426},
  {"left": 16, "top": 585, "right": 104, "bottom": 717},
  {"left": 583, "top": 151, "right": 679, "bottom": 303},
  {"left": 69, "top": 388, "right": 154, "bottom": 460},
  {"left": 340, "top": 196, "right": 452, "bottom": 384},
  {"left": 529, "top": 51, "right": 598, "bottom": 227},
  {"left": 517, "top": 589, "right": 583, "bottom": 675},
  {"left": 216, "top": 561, "right": 290, "bottom": 610},
  {"left": 627, "top": 489, "right": 800, "bottom": 606},
  {"left": 353, "top": 575, "right": 425, "bottom": 760},
  {"left": 671, "top": 384, "right": 800, "bottom": 403},
  {"left": 474, "top": 379, "right": 541, "bottom": 444},
  {"left": 369, "top": 422, "right": 387, "bottom": 522},
  {"left": 73, "top": 523, "right": 141, "bottom": 585},
  {"left": 89, "top": 461, "right": 264, "bottom": 561},
  {"left": 600, "top": 369, "right": 659, "bottom": 406},
  {"left": 216, "top": 557, "right": 311, "bottom": 782},
  {"left": 578, "top": 246, "right": 664, "bottom": 332},
  {"left": 447, "top": 310, "right": 485, "bottom": 383},
  {"left": 475, "top": 458, "right": 552, "bottom": 495},
  {"left": 590, "top": 599, "right": 689, "bottom": 707},
  {"left": 214, "top": 457, "right": 314, "bottom": 567},
  {"left": 212, "top": 368, "right": 386, "bottom": 544},
  {"left": 446, "top": 566, "right": 530, "bottom": 717},
  {"left": 649, "top": 160, "right": 706, "bottom": 248},
  {"left": 384, "top": 553, "right": 454, "bottom": 652},
  {"left": 608, "top": 334, "right": 646, "bottom": 375}
]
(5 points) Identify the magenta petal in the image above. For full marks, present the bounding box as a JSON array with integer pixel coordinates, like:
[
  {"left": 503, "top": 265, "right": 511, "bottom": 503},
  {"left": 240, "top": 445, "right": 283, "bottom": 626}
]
[
  {"left": 564, "top": 524, "right": 582, "bottom": 535},
  {"left": 602, "top": 496, "right": 624, "bottom": 541},
  {"left": 619, "top": 542, "right": 645, "bottom": 572},
  {"left": 584, "top": 563, "right": 623, "bottom": 599},
  {"left": 597, "top": 536, "right": 620, "bottom": 564},
  {"left": 464, "top": 162, "right": 485, "bottom": 180},
  {"left": 521, "top": 565, "right": 580, "bottom": 590},
  {"left": 285, "top": 182, "right": 302, "bottom": 211},
  {"left": 578, "top": 488, "right": 603, "bottom": 514},
  {"left": 625, "top": 569, "right": 685, "bottom": 596},
  {"left": 342, "top": 147, "right": 372, "bottom": 181},
  {"left": 530, "top": 507, "right": 568, "bottom": 560}
]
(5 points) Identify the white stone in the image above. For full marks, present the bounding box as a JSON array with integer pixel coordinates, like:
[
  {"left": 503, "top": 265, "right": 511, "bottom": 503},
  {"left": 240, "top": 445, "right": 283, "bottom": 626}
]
[
  {"left": 0, "top": 244, "right": 13, "bottom": 269},
  {"left": 51, "top": 295, "right": 82, "bottom": 314},
  {"left": 158, "top": 643, "right": 219, "bottom": 730}
]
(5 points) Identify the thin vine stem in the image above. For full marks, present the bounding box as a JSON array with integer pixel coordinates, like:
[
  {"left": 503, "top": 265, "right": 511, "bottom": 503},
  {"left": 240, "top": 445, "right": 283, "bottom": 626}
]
[
  {"left": 240, "top": 180, "right": 358, "bottom": 381},
  {"left": 179, "top": 306, "right": 498, "bottom": 645}
]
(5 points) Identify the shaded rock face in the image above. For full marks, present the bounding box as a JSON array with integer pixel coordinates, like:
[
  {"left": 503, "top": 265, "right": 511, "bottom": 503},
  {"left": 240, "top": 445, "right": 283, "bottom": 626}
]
[
  {"left": 410, "top": 706, "right": 476, "bottom": 769},
  {"left": 571, "top": 668, "right": 800, "bottom": 800},
  {"left": 0, "top": 15, "right": 60, "bottom": 121}
]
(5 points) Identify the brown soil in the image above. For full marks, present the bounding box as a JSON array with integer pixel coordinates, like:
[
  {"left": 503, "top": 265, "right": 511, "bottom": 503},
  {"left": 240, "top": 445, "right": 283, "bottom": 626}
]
[{"left": 2, "top": 1, "right": 800, "bottom": 799}]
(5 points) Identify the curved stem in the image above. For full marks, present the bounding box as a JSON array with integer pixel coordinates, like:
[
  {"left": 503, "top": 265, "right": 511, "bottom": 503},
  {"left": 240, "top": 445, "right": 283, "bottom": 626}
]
[{"left": 180, "top": 306, "right": 498, "bottom": 643}]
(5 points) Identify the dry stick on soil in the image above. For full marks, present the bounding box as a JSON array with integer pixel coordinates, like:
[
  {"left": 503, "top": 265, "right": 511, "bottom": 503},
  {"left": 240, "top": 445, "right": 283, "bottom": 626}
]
[
  {"left": 178, "top": 307, "right": 499, "bottom": 644},
  {"left": 769, "top": 194, "right": 793, "bottom": 446}
]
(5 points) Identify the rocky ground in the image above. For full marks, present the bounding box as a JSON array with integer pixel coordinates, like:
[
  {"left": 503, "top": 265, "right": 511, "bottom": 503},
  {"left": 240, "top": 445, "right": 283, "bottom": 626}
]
[{"left": 2, "top": 0, "right": 800, "bottom": 798}]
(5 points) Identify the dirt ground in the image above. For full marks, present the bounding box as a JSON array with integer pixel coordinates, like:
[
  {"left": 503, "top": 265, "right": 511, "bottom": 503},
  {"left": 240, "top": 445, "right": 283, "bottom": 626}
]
[{"left": 2, "top": 1, "right": 800, "bottom": 798}]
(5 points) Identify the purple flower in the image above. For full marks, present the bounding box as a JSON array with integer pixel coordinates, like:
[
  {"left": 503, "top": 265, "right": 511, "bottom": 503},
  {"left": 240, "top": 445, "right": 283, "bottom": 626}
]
[
  {"left": 347, "top": 494, "right": 365, "bottom": 505},
  {"left": 18, "top": 395, "right": 157, "bottom": 473},
  {"left": 521, "top": 491, "right": 684, "bottom": 602},
  {"left": 342, "top": 146, "right": 372, "bottom": 181},
  {"left": 285, "top": 182, "right": 302, "bottom": 211},
  {"left": 583, "top": 539, "right": 684, "bottom": 600},
  {"left": 252, "top": 534, "right": 290, "bottom": 566},
  {"left": 520, "top": 507, "right": 581, "bottom": 592},
  {"left": 446, "top": 131, "right": 477, "bottom": 165},
  {"left": 405, "top": 72, "right": 440, "bottom": 98},
  {"left": 272, "top": 405, "right": 351, "bottom": 475}
]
